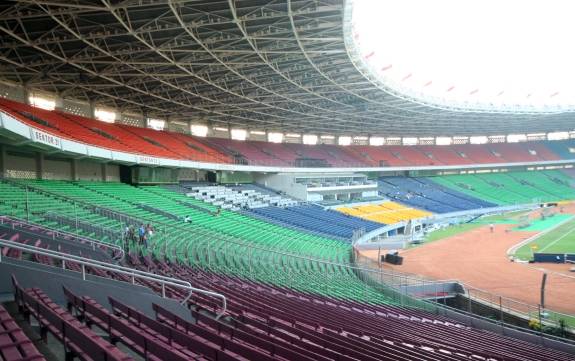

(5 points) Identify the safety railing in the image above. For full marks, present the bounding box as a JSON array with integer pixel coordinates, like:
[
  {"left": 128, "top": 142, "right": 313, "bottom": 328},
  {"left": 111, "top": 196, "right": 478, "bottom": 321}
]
[
  {"left": 354, "top": 249, "right": 575, "bottom": 332},
  {"left": 3, "top": 189, "right": 573, "bottom": 339},
  {"left": 41, "top": 211, "right": 123, "bottom": 248},
  {"left": 462, "top": 282, "right": 575, "bottom": 330},
  {"left": 4, "top": 177, "right": 572, "bottom": 332},
  {"left": 0, "top": 239, "right": 227, "bottom": 319},
  {"left": 1, "top": 178, "right": 159, "bottom": 232},
  {"left": 0, "top": 215, "right": 125, "bottom": 261},
  {"left": 1, "top": 178, "right": 336, "bottom": 261}
]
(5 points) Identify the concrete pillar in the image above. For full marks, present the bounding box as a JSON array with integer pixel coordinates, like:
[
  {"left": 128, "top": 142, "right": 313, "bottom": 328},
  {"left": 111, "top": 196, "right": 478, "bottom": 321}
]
[
  {"left": 101, "top": 163, "right": 107, "bottom": 182},
  {"left": 35, "top": 152, "right": 44, "bottom": 180},
  {"left": 23, "top": 85, "right": 31, "bottom": 104},
  {"left": 88, "top": 100, "right": 96, "bottom": 119},
  {"left": 54, "top": 94, "right": 64, "bottom": 112},
  {"left": 0, "top": 144, "right": 6, "bottom": 177},
  {"left": 71, "top": 158, "right": 78, "bottom": 181},
  {"left": 142, "top": 110, "right": 148, "bottom": 128}
]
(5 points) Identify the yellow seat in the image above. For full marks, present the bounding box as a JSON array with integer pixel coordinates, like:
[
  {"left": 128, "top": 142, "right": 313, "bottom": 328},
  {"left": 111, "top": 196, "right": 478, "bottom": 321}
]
[{"left": 336, "top": 201, "right": 432, "bottom": 224}]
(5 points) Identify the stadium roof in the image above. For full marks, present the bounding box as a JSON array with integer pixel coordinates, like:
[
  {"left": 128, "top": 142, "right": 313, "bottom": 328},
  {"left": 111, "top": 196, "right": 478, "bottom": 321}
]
[{"left": 0, "top": 0, "right": 573, "bottom": 137}]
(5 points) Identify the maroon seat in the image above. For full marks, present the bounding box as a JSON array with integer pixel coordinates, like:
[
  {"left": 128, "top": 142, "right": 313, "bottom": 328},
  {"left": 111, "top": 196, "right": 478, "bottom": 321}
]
[
  {"left": 12, "top": 277, "right": 132, "bottom": 361},
  {"left": 154, "top": 303, "right": 330, "bottom": 361},
  {"left": 0, "top": 304, "right": 45, "bottom": 361},
  {"left": 64, "top": 288, "right": 192, "bottom": 361},
  {"left": 110, "top": 297, "right": 271, "bottom": 361},
  {"left": 151, "top": 265, "right": 575, "bottom": 361}
]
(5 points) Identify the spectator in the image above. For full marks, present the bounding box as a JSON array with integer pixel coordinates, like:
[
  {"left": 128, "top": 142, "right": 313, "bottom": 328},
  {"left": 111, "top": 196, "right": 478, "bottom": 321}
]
[
  {"left": 138, "top": 224, "right": 146, "bottom": 244},
  {"left": 124, "top": 225, "right": 130, "bottom": 242},
  {"left": 146, "top": 224, "right": 154, "bottom": 247},
  {"left": 126, "top": 225, "right": 135, "bottom": 252},
  {"left": 129, "top": 225, "right": 136, "bottom": 244},
  {"left": 123, "top": 225, "right": 130, "bottom": 252}
]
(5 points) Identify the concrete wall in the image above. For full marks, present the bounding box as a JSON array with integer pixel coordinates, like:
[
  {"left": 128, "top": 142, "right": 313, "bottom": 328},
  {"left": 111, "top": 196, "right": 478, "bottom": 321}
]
[
  {"left": 77, "top": 160, "right": 102, "bottom": 181},
  {"left": 5, "top": 152, "right": 36, "bottom": 179},
  {"left": 3, "top": 151, "right": 119, "bottom": 182},
  {"left": 106, "top": 163, "right": 120, "bottom": 182},
  {"left": 255, "top": 173, "right": 308, "bottom": 200},
  {"left": 44, "top": 157, "right": 72, "bottom": 180},
  {"left": 218, "top": 171, "right": 254, "bottom": 184},
  {"left": 178, "top": 168, "right": 207, "bottom": 181}
]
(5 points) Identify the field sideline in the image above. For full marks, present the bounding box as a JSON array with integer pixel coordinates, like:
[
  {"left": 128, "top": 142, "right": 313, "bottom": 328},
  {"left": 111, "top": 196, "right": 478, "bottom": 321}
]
[{"left": 514, "top": 215, "right": 575, "bottom": 261}]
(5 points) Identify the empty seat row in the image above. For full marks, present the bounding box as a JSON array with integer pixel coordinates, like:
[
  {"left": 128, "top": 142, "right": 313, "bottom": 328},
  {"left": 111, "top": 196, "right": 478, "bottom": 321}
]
[
  {"left": 2, "top": 98, "right": 575, "bottom": 167},
  {"left": 337, "top": 201, "right": 432, "bottom": 224},
  {"left": 13, "top": 277, "right": 133, "bottom": 361},
  {"left": 136, "top": 259, "right": 575, "bottom": 361},
  {"left": 430, "top": 170, "right": 575, "bottom": 205},
  {"left": 186, "top": 184, "right": 298, "bottom": 210},
  {"left": 0, "top": 303, "right": 45, "bottom": 361},
  {"left": 378, "top": 176, "right": 496, "bottom": 213},
  {"left": 3, "top": 193, "right": 575, "bottom": 361},
  {"left": 250, "top": 204, "right": 381, "bottom": 239}
]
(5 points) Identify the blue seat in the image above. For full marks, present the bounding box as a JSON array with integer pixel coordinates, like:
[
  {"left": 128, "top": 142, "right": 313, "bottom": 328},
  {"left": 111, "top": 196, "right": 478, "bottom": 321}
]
[
  {"left": 249, "top": 205, "right": 382, "bottom": 240},
  {"left": 378, "top": 176, "right": 496, "bottom": 214}
]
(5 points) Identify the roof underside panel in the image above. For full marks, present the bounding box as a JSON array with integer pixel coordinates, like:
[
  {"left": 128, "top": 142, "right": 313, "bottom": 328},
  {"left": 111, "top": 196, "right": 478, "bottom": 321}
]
[{"left": 0, "top": 0, "right": 573, "bottom": 136}]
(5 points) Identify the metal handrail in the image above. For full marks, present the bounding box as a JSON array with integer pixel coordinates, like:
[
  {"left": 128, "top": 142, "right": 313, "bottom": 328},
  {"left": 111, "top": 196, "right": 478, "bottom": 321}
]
[
  {"left": 0, "top": 215, "right": 125, "bottom": 261},
  {"left": 0, "top": 239, "right": 227, "bottom": 319},
  {"left": 1, "top": 178, "right": 458, "bottom": 287},
  {"left": 2, "top": 178, "right": 326, "bottom": 256},
  {"left": 1, "top": 178, "right": 155, "bottom": 230},
  {"left": 186, "top": 233, "right": 457, "bottom": 287},
  {"left": 0, "top": 181, "right": 453, "bottom": 287},
  {"left": 461, "top": 281, "right": 575, "bottom": 322}
]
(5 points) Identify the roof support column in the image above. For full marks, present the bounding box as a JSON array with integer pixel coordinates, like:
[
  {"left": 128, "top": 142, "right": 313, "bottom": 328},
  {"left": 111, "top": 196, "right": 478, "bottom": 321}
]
[
  {"left": 88, "top": 100, "right": 96, "bottom": 119},
  {"left": 187, "top": 119, "right": 192, "bottom": 135},
  {"left": 54, "top": 94, "right": 64, "bottom": 112},
  {"left": 23, "top": 84, "right": 30, "bottom": 105},
  {"left": 0, "top": 144, "right": 6, "bottom": 177},
  {"left": 101, "top": 163, "right": 108, "bottom": 182},
  {"left": 71, "top": 158, "right": 78, "bottom": 181},
  {"left": 35, "top": 152, "right": 44, "bottom": 180}
]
